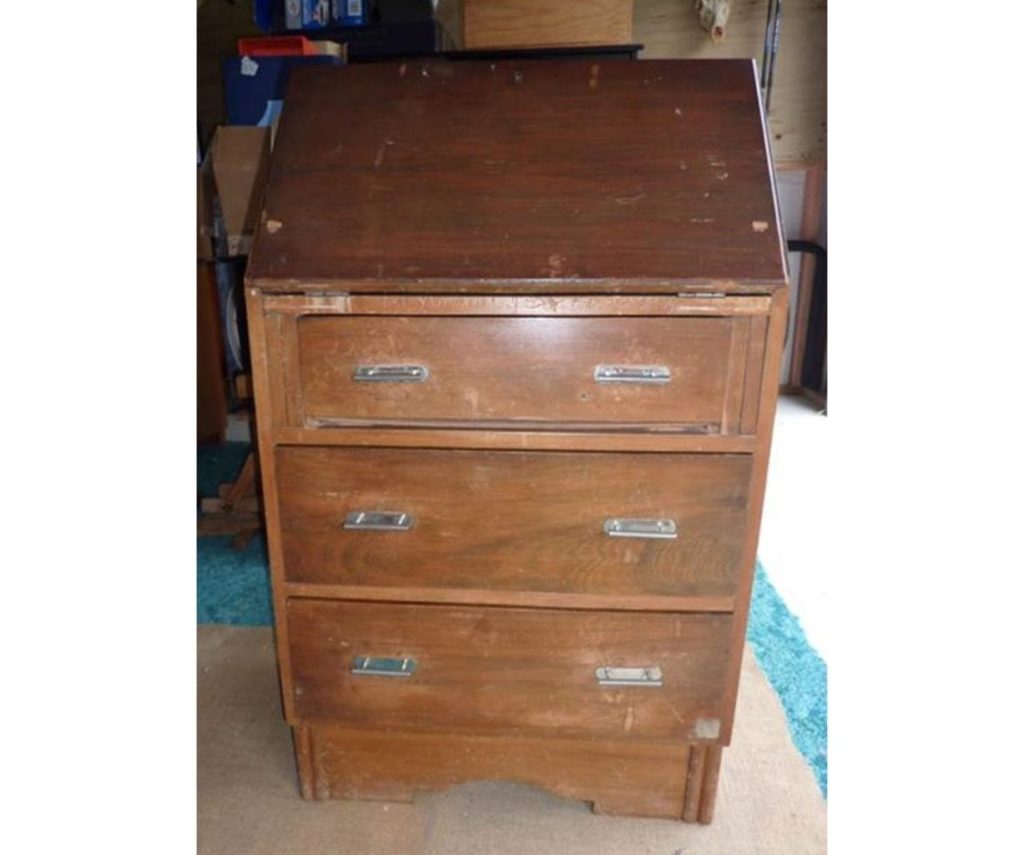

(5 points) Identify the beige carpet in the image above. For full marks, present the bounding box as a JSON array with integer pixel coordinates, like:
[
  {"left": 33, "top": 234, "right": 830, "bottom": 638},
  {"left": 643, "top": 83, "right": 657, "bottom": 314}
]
[{"left": 199, "top": 626, "right": 825, "bottom": 854}]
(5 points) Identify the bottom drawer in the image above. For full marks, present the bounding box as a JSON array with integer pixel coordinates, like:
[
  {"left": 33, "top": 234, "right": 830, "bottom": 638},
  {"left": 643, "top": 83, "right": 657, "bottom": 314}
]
[
  {"left": 287, "top": 599, "right": 732, "bottom": 742},
  {"left": 293, "top": 724, "right": 723, "bottom": 822}
]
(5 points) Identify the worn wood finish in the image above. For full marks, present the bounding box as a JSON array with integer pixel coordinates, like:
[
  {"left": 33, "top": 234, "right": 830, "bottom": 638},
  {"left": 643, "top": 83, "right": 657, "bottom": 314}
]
[
  {"left": 698, "top": 743, "right": 724, "bottom": 823},
  {"left": 292, "top": 725, "right": 315, "bottom": 800},
  {"left": 296, "top": 315, "right": 755, "bottom": 430},
  {"left": 262, "top": 293, "right": 773, "bottom": 316},
  {"left": 245, "top": 60, "right": 788, "bottom": 824},
  {"left": 682, "top": 741, "right": 708, "bottom": 821},
  {"left": 249, "top": 61, "right": 786, "bottom": 286},
  {"left": 283, "top": 582, "right": 734, "bottom": 613},
  {"left": 301, "top": 725, "right": 696, "bottom": 819},
  {"left": 274, "top": 426, "right": 758, "bottom": 453},
  {"left": 740, "top": 315, "right": 769, "bottom": 434},
  {"left": 245, "top": 287, "right": 298, "bottom": 722},
  {"left": 252, "top": 277, "right": 784, "bottom": 296},
  {"left": 277, "top": 447, "right": 751, "bottom": 598},
  {"left": 288, "top": 599, "right": 731, "bottom": 741}
]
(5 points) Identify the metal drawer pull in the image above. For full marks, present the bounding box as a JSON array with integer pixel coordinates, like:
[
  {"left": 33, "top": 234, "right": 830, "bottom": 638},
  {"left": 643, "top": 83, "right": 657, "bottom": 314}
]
[
  {"left": 351, "top": 656, "right": 417, "bottom": 678},
  {"left": 594, "top": 365, "right": 671, "bottom": 384},
  {"left": 596, "top": 666, "right": 663, "bottom": 687},
  {"left": 353, "top": 364, "right": 428, "bottom": 382},
  {"left": 603, "top": 518, "right": 678, "bottom": 539},
  {"left": 344, "top": 511, "right": 414, "bottom": 531}
]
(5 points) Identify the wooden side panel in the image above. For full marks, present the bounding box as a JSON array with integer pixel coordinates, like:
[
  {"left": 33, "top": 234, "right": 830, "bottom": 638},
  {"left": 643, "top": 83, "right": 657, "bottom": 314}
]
[
  {"left": 245, "top": 289, "right": 297, "bottom": 722},
  {"left": 276, "top": 447, "right": 752, "bottom": 598},
  {"left": 463, "top": 0, "right": 634, "bottom": 50},
  {"left": 287, "top": 600, "right": 732, "bottom": 742},
  {"left": 297, "top": 315, "right": 740, "bottom": 430},
  {"left": 719, "top": 286, "right": 789, "bottom": 743},
  {"left": 720, "top": 317, "right": 750, "bottom": 434},
  {"left": 740, "top": 314, "right": 769, "bottom": 433}
]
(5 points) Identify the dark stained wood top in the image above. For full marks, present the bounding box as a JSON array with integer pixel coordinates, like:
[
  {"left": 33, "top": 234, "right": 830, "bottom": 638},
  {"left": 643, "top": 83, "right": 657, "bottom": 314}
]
[{"left": 247, "top": 59, "right": 787, "bottom": 292}]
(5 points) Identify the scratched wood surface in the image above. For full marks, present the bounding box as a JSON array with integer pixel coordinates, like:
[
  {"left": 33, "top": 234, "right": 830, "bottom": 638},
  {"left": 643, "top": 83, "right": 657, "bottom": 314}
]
[
  {"left": 248, "top": 60, "right": 786, "bottom": 287},
  {"left": 275, "top": 446, "right": 752, "bottom": 598},
  {"left": 287, "top": 599, "right": 731, "bottom": 741},
  {"left": 299, "top": 724, "right": 705, "bottom": 819}
]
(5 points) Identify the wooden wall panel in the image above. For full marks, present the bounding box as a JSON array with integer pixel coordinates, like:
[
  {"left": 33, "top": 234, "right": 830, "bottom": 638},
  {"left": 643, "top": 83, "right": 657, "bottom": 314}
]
[
  {"left": 634, "top": 0, "right": 826, "bottom": 167},
  {"left": 442, "top": 1, "right": 826, "bottom": 167},
  {"left": 462, "top": 0, "right": 634, "bottom": 49}
]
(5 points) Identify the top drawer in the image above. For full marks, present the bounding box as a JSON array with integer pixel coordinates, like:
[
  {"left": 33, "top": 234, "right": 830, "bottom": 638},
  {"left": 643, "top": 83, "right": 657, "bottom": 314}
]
[{"left": 287, "top": 312, "right": 766, "bottom": 432}]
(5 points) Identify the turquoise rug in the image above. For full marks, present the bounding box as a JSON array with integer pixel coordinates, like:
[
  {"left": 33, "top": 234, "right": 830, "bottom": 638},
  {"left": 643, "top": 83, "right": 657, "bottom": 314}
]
[
  {"left": 197, "top": 443, "right": 827, "bottom": 797},
  {"left": 747, "top": 562, "right": 828, "bottom": 797}
]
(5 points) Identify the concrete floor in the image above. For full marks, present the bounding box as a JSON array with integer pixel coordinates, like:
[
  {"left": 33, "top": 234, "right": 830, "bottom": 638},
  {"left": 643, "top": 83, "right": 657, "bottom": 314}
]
[{"left": 758, "top": 395, "right": 829, "bottom": 659}]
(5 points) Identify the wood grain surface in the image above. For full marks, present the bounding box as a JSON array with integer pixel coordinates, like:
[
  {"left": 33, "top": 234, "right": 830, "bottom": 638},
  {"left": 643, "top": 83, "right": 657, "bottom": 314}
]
[
  {"left": 462, "top": 0, "right": 634, "bottom": 49},
  {"left": 247, "top": 60, "right": 786, "bottom": 287},
  {"left": 299, "top": 725, "right": 701, "bottom": 820},
  {"left": 296, "top": 315, "right": 754, "bottom": 429},
  {"left": 634, "top": 0, "right": 827, "bottom": 168},
  {"left": 287, "top": 599, "right": 732, "bottom": 741},
  {"left": 276, "top": 446, "right": 751, "bottom": 598},
  {"left": 262, "top": 293, "right": 774, "bottom": 316},
  {"left": 273, "top": 425, "right": 758, "bottom": 453},
  {"left": 281, "top": 582, "right": 734, "bottom": 613}
]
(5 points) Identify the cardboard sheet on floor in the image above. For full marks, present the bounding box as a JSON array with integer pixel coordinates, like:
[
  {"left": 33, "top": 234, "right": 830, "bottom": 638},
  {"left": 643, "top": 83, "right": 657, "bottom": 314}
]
[{"left": 198, "top": 126, "right": 272, "bottom": 259}]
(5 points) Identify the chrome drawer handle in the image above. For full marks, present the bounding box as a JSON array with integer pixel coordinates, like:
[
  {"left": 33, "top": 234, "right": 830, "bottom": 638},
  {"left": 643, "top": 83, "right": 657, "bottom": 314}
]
[
  {"left": 351, "top": 656, "right": 417, "bottom": 678},
  {"left": 603, "top": 518, "right": 678, "bottom": 539},
  {"left": 344, "top": 511, "right": 414, "bottom": 531},
  {"left": 353, "top": 364, "right": 428, "bottom": 382},
  {"left": 596, "top": 666, "right": 663, "bottom": 687},
  {"left": 594, "top": 365, "right": 671, "bottom": 384}
]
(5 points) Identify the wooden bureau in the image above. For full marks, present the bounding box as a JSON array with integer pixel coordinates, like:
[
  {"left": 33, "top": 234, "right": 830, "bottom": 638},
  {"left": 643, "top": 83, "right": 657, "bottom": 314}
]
[{"left": 245, "top": 58, "right": 788, "bottom": 824}]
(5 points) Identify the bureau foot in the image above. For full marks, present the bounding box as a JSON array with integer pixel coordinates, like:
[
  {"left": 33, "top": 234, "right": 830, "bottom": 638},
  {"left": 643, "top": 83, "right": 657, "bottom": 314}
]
[
  {"left": 290, "top": 725, "right": 724, "bottom": 823},
  {"left": 292, "top": 726, "right": 316, "bottom": 800},
  {"left": 685, "top": 743, "right": 722, "bottom": 824}
]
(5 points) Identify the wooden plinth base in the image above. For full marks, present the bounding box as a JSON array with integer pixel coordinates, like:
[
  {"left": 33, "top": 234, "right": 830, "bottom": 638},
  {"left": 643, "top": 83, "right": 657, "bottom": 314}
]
[{"left": 292, "top": 725, "right": 723, "bottom": 824}]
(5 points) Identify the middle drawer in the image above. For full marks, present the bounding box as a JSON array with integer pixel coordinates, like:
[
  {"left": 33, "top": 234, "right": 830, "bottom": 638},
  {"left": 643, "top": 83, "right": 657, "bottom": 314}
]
[{"left": 276, "top": 447, "right": 752, "bottom": 599}]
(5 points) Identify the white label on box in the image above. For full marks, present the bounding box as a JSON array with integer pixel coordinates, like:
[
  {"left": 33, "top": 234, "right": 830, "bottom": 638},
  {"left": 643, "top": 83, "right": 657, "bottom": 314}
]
[{"left": 240, "top": 56, "right": 259, "bottom": 77}]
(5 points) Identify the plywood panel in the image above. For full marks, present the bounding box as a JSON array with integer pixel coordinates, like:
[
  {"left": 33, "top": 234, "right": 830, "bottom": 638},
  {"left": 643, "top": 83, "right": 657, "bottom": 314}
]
[
  {"left": 634, "top": 0, "right": 826, "bottom": 167},
  {"left": 463, "top": 0, "right": 634, "bottom": 49}
]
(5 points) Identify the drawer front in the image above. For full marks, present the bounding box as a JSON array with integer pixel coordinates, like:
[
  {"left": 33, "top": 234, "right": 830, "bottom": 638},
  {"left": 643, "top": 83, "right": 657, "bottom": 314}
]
[
  {"left": 276, "top": 447, "right": 752, "bottom": 598},
  {"left": 296, "top": 315, "right": 749, "bottom": 430},
  {"left": 288, "top": 599, "right": 731, "bottom": 741}
]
